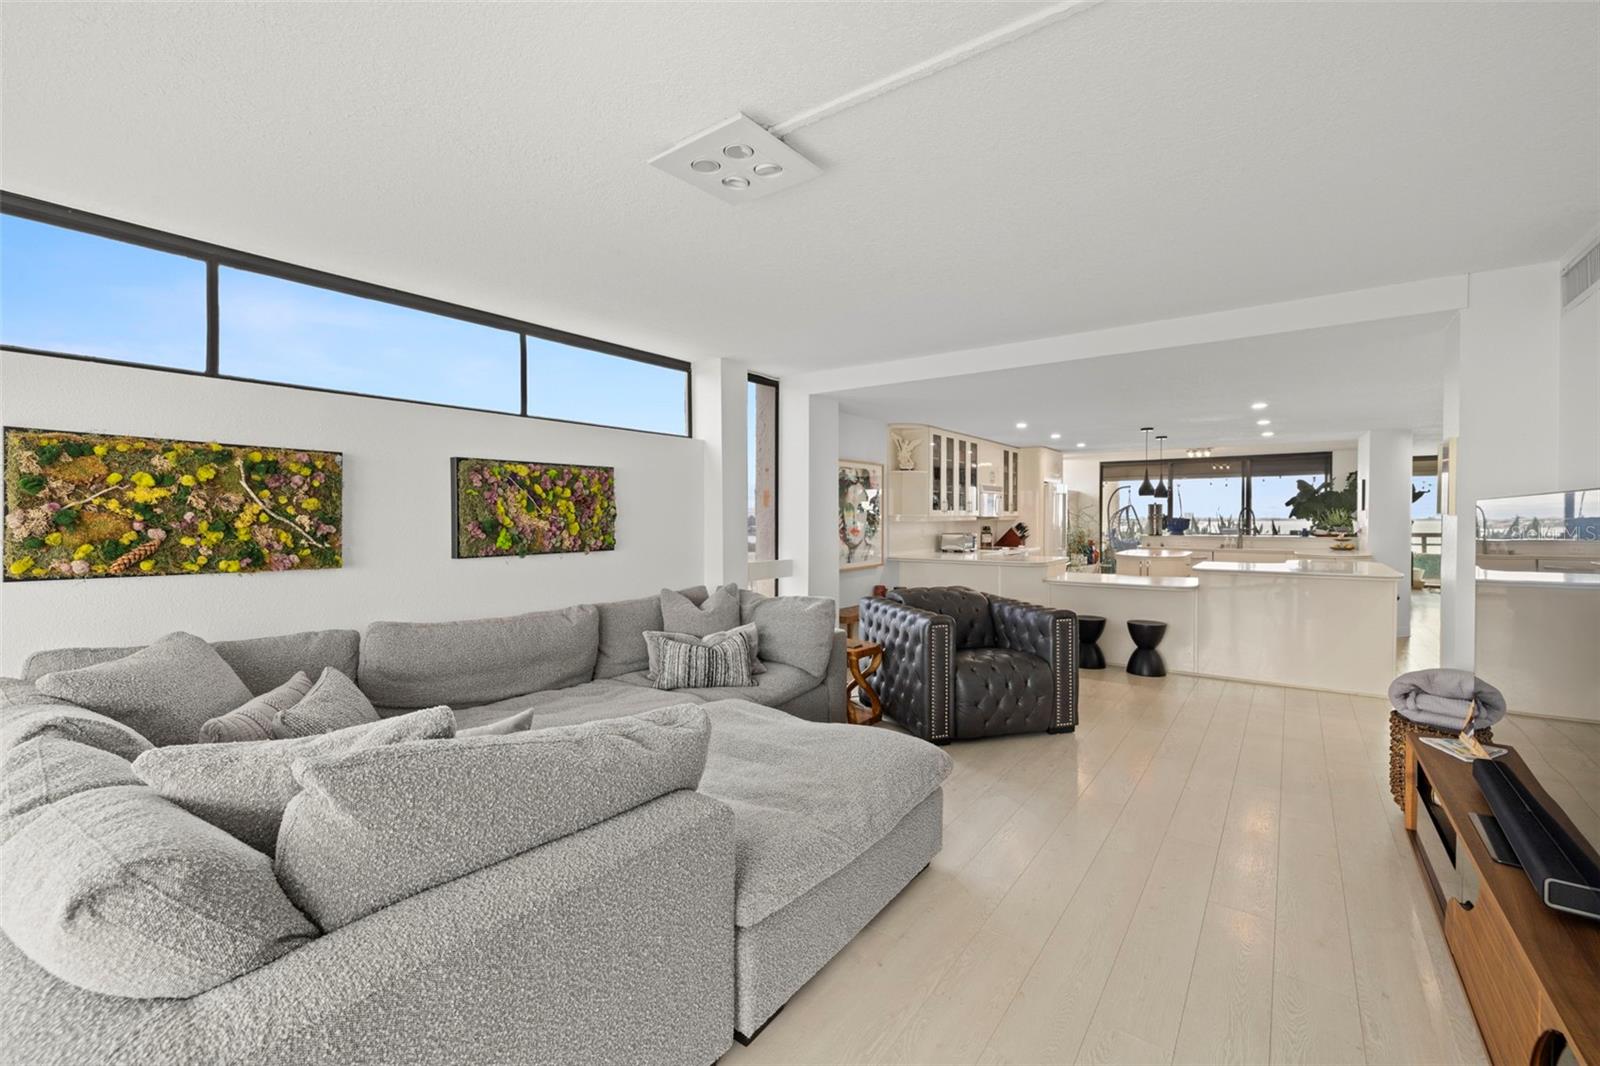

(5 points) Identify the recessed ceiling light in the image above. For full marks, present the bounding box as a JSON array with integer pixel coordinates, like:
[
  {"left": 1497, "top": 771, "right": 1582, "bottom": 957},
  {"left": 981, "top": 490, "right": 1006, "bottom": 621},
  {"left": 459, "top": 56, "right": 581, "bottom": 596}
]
[
  {"left": 752, "top": 162, "right": 784, "bottom": 178},
  {"left": 721, "top": 176, "right": 749, "bottom": 189},
  {"left": 689, "top": 159, "right": 720, "bottom": 173},
  {"left": 1256, "top": 419, "right": 1271, "bottom": 426},
  {"left": 1076, "top": 442, "right": 1087, "bottom": 448},
  {"left": 1016, "top": 422, "right": 1028, "bottom": 429},
  {"left": 1050, "top": 433, "right": 1061, "bottom": 440},
  {"left": 1261, "top": 430, "right": 1275, "bottom": 438},
  {"left": 723, "top": 144, "right": 755, "bottom": 159},
  {"left": 1251, "top": 401, "right": 1269, "bottom": 410}
]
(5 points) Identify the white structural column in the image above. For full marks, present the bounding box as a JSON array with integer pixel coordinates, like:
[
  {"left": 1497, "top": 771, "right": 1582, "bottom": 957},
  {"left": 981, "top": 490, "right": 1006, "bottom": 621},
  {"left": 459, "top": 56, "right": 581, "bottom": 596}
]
[
  {"left": 777, "top": 388, "right": 840, "bottom": 604},
  {"left": 692, "top": 357, "right": 749, "bottom": 589},
  {"left": 1559, "top": 274, "right": 1600, "bottom": 489},
  {"left": 1439, "top": 262, "right": 1563, "bottom": 669},
  {"left": 1357, "top": 429, "right": 1415, "bottom": 636}
]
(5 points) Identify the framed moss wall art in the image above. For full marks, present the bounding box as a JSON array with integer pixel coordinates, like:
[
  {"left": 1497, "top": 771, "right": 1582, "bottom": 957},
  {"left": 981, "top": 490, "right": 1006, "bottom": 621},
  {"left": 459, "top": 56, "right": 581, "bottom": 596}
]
[
  {"left": 3, "top": 427, "right": 343, "bottom": 581},
  {"left": 453, "top": 457, "right": 616, "bottom": 558}
]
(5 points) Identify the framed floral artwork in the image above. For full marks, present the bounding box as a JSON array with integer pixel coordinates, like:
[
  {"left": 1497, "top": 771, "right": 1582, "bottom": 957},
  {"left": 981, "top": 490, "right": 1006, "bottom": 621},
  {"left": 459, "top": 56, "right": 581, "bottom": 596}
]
[
  {"left": 453, "top": 457, "right": 616, "bottom": 558},
  {"left": 839, "top": 459, "right": 883, "bottom": 571},
  {"left": 3, "top": 427, "right": 342, "bottom": 581}
]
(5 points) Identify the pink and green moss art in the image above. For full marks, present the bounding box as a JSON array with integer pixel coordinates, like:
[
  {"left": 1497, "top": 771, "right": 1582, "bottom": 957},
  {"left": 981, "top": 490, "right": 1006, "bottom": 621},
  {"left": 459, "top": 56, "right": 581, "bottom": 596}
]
[
  {"left": 3, "top": 427, "right": 342, "bottom": 581},
  {"left": 453, "top": 457, "right": 616, "bottom": 558}
]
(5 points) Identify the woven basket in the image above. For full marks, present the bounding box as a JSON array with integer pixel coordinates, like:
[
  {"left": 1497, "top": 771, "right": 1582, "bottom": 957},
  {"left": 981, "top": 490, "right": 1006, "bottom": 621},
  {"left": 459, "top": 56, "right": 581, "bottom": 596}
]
[{"left": 1387, "top": 710, "right": 1494, "bottom": 808}]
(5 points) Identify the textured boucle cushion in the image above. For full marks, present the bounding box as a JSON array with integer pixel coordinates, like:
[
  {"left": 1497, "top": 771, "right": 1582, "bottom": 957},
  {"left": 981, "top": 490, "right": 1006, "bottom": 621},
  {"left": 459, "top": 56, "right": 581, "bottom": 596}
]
[
  {"left": 739, "top": 591, "right": 837, "bottom": 680},
  {"left": 0, "top": 703, "right": 152, "bottom": 766},
  {"left": 0, "top": 732, "right": 317, "bottom": 997},
  {"left": 273, "top": 668, "right": 379, "bottom": 738},
  {"left": 660, "top": 583, "right": 740, "bottom": 637},
  {"left": 653, "top": 632, "right": 753, "bottom": 691},
  {"left": 199, "top": 672, "right": 315, "bottom": 743},
  {"left": 276, "top": 704, "right": 709, "bottom": 930},
  {"left": 22, "top": 629, "right": 361, "bottom": 696},
  {"left": 34, "top": 632, "right": 253, "bottom": 747},
  {"left": 594, "top": 586, "right": 709, "bottom": 679},
  {"left": 643, "top": 623, "right": 764, "bottom": 678},
  {"left": 0, "top": 676, "right": 70, "bottom": 710},
  {"left": 132, "top": 706, "right": 456, "bottom": 853},
  {"left": 360, "top": 605, "right": 600, "bottom": 709}
]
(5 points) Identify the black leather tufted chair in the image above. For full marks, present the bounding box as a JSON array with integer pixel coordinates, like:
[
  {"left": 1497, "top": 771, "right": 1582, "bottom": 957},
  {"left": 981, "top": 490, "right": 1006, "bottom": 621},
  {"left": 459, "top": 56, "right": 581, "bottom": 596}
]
[{"left": 858, "top": 586, "right": 1079, "bottom": 745}]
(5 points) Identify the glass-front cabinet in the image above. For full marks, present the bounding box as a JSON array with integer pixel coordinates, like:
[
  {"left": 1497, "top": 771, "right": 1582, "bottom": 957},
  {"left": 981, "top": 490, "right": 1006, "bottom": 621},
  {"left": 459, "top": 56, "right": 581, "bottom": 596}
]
[{"left": 890, "top": 423, "right": 1022, "bottom": 518}]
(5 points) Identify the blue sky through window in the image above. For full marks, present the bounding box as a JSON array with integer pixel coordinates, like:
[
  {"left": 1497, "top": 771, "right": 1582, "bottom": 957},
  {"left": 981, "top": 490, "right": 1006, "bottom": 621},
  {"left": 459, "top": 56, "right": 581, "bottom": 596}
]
[
  {"left": 1, "top": 214, "right": 205, "bottom": 368},
  {"left": 2, "top": 215, "right": 690, "bottom": 435},
  {"left": 219, "top": 268, "right": 521, "bottom": 412}
]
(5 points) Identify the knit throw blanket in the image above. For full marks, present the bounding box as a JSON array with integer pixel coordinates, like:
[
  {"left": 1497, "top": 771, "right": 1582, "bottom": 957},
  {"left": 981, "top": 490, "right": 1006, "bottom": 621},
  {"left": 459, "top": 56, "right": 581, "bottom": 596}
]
[{"left": 1388, "top": 669, "right": 1507, "bottom": 732}]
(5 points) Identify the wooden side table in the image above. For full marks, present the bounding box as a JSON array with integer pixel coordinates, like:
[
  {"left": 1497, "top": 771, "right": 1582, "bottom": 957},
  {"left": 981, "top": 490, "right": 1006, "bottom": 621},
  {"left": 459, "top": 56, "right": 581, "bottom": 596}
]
[
  {"left": 845, "top": 638, "right": 883, "bottom": 726},
  {"left": 838, "top": 605, "right": 860, "bottom": 640}
]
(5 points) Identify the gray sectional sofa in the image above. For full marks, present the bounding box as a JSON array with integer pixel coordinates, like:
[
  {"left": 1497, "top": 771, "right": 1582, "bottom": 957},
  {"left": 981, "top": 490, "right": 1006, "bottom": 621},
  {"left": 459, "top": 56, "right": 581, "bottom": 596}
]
[{"left": 0, "top": 585, "right": 951, "bottom": 1065}]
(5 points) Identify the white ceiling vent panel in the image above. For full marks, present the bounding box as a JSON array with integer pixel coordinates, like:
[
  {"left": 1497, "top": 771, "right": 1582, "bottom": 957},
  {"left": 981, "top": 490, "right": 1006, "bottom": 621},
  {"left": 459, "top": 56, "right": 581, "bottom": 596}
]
[
  {"left": 1563, "top": 238, "right": 1600, "bottom": 306},
  {"left": 648, "top": 113, "right": 820, "bottom": 205}
]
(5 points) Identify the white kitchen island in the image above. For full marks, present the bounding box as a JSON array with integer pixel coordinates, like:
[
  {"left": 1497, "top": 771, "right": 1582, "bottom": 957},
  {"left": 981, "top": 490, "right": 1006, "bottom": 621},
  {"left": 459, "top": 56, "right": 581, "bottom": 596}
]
[
  {"left": 1192, "top": 559, "right": 1402, "bottom": 695},
  {"left": 1040, "top": 558, "right": 1403, "bottom": 695},
  {"left": 891, "top": 548, "right": 1075, "bottom": 599}
]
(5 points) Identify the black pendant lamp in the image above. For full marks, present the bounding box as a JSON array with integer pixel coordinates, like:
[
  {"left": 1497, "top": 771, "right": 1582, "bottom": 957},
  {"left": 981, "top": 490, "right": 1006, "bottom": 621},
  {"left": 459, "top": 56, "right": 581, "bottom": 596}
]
[
  {"left": 1154, "top": 435, "right": 1170, "bottom": 498},
  {"left": 1137, "top": 427, "right": 1155, "bottom": 496}
]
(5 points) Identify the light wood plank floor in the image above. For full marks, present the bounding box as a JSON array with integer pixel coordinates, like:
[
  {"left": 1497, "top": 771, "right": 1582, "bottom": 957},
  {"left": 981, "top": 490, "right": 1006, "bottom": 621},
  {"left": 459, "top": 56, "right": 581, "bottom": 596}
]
[{"left": 723, "top": 671, "right": 1600, "bottom": 1066}]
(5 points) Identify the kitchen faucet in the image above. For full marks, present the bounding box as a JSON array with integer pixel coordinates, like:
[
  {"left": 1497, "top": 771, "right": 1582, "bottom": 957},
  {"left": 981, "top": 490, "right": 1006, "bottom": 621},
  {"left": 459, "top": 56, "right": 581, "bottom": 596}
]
[{"left": 1234, "top": 506, "right": 1256, "bottom": 548}]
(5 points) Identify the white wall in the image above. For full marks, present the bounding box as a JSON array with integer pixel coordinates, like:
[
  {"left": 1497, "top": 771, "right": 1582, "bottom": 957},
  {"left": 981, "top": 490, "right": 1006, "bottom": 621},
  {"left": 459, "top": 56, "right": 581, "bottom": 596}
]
[
  {"left": 1439, "top": 262, "right": 1563, "bottom": 668},
  {"left": 778, "top": 389, "right": 839, "bottom": 605},
  {"left": 691, "top": 357, "right": 748, "bottom": 588},
  {"left": 838, "top": 410, "right": 895, "bottom": 606},
  {"left": 0, "top": 352, "right": 706, "bottom": 674},
  {"left": 1357, "top": 428, "right": 1414, "bottom": 635}
]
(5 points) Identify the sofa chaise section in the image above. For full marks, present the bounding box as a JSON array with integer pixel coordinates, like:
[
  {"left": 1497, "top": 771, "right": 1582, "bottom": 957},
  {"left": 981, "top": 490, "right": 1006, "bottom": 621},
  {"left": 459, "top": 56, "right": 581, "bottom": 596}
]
[{"left": 0, "top": 697, "right": 737, "bottom": 1066}]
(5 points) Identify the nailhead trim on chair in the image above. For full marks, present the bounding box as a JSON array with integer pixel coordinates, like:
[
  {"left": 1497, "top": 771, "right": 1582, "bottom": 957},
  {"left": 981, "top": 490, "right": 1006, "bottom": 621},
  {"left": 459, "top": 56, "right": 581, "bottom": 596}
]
[{"left": 931, "top": 621, "right": 952, "bottom": 742}]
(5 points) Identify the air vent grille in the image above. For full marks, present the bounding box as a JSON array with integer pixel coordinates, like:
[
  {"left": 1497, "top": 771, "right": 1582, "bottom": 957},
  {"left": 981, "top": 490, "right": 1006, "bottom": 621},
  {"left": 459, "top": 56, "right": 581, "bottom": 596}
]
[{"left": 1562, "top": 239, "right": 1600, "bottom": 306}]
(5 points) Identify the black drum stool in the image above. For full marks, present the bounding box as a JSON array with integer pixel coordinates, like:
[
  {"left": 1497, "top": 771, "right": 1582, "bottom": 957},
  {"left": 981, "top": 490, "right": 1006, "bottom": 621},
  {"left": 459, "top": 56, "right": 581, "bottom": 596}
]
[
  {"left": 1126, "top": 619, "right": 1168, "bottom": 677},
  {"left": 1076, "top": 614, "right": 1106, "bottom": 669}
]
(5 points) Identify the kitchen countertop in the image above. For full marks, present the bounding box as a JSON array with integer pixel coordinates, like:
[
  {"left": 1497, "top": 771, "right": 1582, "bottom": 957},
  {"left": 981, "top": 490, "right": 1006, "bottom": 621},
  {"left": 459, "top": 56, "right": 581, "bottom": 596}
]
[
  {"left": 1115, "top": 549, "right": 1197, "bottom": 559},
  {"left": 1192, "top": 558, "right": 1403, "bottom": 581},
  {"left": 1476, "top": 567, "right": 1600, "bottom": 589},
  {"left": 891, "top": 549, "right": 1076, "bottom": 567},
  {"left": 1046, "top": 573, "right": 1199, "bottom": 591}
]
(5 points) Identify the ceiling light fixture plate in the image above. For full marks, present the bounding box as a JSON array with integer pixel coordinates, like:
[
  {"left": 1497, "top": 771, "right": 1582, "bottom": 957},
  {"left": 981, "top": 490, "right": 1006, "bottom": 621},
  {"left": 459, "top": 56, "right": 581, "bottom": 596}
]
[{"left": 649, "top": 113, "right": 821, "bottom": 205}]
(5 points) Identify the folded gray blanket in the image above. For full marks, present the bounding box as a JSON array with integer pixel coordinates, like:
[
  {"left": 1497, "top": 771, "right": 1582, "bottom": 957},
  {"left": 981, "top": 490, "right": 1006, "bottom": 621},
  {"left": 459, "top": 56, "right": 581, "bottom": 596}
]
[{"left": 1388, "top": 669, "right": 1506, "bottom": 730}]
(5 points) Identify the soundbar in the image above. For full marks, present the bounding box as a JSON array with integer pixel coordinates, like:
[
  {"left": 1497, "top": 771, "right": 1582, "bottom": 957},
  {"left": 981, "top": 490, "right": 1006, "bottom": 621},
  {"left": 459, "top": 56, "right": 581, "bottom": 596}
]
[{"left": 1473, "top": 758, "right": 1600, "bottom": 922}]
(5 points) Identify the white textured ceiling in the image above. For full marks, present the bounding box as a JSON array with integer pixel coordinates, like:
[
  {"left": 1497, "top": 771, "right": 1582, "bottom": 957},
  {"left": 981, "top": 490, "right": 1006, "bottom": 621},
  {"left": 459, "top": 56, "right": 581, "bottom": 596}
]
[
  {"left": 1, "top": 2, "right": 1595, "bottom": 375},
  {"left": 834, "top": 314, "right": 1456, "bottom": 454}
]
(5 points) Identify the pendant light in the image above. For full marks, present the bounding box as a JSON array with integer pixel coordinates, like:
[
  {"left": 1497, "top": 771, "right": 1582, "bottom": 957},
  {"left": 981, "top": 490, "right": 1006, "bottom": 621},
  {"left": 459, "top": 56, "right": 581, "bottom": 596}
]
[
  {"left": 1154, "top": 435, "right": 1170, "bottom": 498},
  {"left": 1137, "top": 427, "right": 1155, "bottom": 496}
]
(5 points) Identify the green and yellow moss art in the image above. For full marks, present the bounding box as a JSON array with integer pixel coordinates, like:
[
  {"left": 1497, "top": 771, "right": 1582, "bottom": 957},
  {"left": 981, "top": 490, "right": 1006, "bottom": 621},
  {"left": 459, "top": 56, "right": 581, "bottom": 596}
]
[
  {"left": 453, "top": 457, "right": 616, "bottom": 558},
  {"left": 3, "top": 428, "right": 342, "bottom": 581}
]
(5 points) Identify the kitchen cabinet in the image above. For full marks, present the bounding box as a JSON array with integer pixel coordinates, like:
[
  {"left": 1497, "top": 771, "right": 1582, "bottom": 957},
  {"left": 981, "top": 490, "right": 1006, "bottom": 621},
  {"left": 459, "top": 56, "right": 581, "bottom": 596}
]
[
  {"left": 889, "top": 424, "right": 985, "bottom": 517},
  {"left": 1116, "top": 549, "right": 1196, "bottom": 577}
]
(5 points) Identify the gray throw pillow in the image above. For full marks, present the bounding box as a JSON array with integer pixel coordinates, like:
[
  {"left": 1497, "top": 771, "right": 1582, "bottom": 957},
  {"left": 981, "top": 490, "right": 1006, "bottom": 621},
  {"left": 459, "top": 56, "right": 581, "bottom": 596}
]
[
  {"left": 272, "top": 668, "right": 379, "bottom": 739},
  {"left": 660, "top": 582, "right": 740, "bottom": 637},
  {"left": 0, "top": 781, "right": 318, "bottom": 997},
  {"left": 133, "top": 706, "right": 456, "bottom": 853},
  {"left": 275, "top": 705, "right": 709, "bottom": 930},
  {"left": 199, "top": 672, "right": 315, "bottom": 744},
  {"left": 653, "top": 632, "right": 753, "bottom": 691},
  {"left": 738, "top": 591, "right": 837, "bottom": 680},
  {"left": 34, "top": 632, "right": 253, "bottom": 747},
  {"left": 643, "top": 623, "right": 764, "bottom": 678}
]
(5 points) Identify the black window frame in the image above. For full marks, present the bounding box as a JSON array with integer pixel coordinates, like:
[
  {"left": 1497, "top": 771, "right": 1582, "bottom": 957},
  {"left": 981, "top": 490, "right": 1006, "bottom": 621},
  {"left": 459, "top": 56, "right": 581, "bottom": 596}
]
[
  {"left": 747, "top": 372, "right": 780, "bottom": 562},
  {"left": 0, "top": 192, "right": 693, "bottom": 438},
  {"left": 1098, "top": 450, "right": 1334, "bottom": 549}
]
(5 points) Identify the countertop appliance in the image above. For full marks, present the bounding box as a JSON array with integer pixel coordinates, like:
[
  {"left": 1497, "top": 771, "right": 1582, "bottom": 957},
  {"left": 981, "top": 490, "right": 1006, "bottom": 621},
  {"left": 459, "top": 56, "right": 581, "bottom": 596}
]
[{"left": 939, "top": 532, "right": 977, "bottom": 553}]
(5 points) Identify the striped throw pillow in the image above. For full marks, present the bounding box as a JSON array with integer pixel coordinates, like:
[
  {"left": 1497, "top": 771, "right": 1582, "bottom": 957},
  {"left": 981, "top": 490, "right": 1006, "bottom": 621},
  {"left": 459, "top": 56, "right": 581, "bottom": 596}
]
[{"left": 653, "top": 631, "right": 753, "bottom": 690}]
